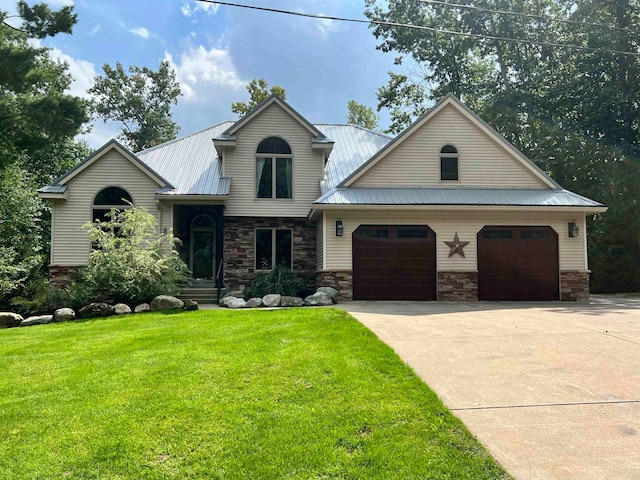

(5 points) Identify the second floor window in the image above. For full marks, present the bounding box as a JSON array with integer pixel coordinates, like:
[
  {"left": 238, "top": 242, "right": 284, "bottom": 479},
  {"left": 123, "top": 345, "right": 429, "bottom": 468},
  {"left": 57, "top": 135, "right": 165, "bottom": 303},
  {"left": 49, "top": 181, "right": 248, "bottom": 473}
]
[
  {"left": 256, "top": 136, "right": 292, "bottom": 199},
  {"left": 440, "top": 145, "right": 459, "bottom": 181}
]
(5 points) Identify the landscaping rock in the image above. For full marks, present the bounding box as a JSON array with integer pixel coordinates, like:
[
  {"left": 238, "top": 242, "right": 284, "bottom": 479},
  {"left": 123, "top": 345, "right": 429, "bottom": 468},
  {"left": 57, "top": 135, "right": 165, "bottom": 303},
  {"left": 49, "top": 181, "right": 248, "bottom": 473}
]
[
  {"left": 20, "top": 315, "right": 54, "bottom": 327},
  {"left": 134, "top": 303, "right": 150, "bottom": 313},
  {"left": 224, "top": 290, "right": 244, "bottom": 299},
  {"left": 114, "top": 303, "right": 131, "bottom": 315},
  {"left": 316, "top": 286, "right": 339, "bottom": 304},
  {"left": 77, "top": 302, "right": 116, "bottom": 319},
  {"left": 245, "top": 297, "right": 263, "bottom": 308},
  {"left": 53, "top": 308, "right": 75, "bottom": 322},
  {"left": 150, "top": 295, "right": 184, "bottom": 311},
  {"left": 219, "top": 296, "right": 236, "bottom": 307},
  {"left": 304, "top": 291, "right": 333, "bottom": 306},
  {"left": 183, "top": 299, "right": 198, "bottom": 311},
  {"left": 281, "top": 296, "right": 304, "bottom": 307},
  {"left": 262, "top": 294, "right": 281, "bottom": 307},
  {"left": 228, "top": 298, "right": 246, "bottom": 309},
  {"left": 0, "top": 312, "right": 24, "bottom": 328}
]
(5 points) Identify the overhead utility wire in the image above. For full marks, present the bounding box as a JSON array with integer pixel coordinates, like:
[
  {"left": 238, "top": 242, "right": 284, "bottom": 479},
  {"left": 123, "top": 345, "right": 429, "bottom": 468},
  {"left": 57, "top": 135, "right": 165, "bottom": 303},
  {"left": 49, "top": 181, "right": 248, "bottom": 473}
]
[
  {"left": 196, "top": 0, "right": 640, "bottom": 57},
  {"left": 418, "top": 0, "right": 636, "bottom": 34}
]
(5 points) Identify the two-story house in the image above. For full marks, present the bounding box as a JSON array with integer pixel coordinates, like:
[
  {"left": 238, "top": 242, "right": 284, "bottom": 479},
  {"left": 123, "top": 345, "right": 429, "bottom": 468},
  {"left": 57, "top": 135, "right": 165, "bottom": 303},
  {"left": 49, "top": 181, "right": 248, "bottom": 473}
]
[{"left": 38, "top": 94, "right": 606, "bottom": 301}]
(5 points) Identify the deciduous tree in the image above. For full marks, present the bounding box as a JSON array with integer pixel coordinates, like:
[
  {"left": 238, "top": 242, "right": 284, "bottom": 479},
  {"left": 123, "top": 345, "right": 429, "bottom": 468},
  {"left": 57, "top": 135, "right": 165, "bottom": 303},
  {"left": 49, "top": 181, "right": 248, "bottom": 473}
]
[
  {"left": 346, "top": 100, "right": 380, "bottom": 131},
  {"left": 231, "top": 78, "right": 287, "bottom": 116}
]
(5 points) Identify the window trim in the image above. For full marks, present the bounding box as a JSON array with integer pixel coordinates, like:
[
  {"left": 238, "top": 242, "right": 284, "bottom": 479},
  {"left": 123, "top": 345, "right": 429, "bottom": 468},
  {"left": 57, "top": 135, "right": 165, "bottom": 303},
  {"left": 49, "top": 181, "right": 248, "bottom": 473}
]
[
  {"left": 439, "top": 144, "right": 459, "bottom": 182},
  {"left": 91, "top": 186, "right": 134, "bottom": 223},
  {"left": 254, "top": 228, "right": 293, "bottom": 270},
  {"left": 255, "top": 136, "right": 293, "bottom": 200}
]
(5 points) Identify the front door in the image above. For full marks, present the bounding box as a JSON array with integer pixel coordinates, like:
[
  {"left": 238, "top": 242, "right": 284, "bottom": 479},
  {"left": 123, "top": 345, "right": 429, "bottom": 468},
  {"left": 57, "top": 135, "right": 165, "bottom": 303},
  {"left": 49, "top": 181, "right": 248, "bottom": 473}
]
[{"left": 190, "top": 215, "right": 216, "bottom": 279}]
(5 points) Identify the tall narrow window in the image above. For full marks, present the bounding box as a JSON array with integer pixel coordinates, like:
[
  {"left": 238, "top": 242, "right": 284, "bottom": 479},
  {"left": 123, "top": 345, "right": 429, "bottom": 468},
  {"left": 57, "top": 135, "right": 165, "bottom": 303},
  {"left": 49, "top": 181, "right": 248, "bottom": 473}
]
[
  {"left": 440, "top": 145, "right": 459, "bottom": 181},
  {"left": 256, "top": 137, "right": 292, "bottom": 198},
  {"left": 255, "top": 229, "right": 292, "bottom": 269},
  {"left": 92, "top": 186, "right": 133, "bottom": 222}
]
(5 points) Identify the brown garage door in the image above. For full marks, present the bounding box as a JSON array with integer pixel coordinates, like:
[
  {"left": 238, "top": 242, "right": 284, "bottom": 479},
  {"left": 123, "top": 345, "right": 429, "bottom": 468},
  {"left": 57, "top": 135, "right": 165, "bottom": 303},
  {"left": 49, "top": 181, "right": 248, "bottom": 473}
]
[
  {"left": 478, "top": 226, "right": 559, "bottom": 301},
  {"left": 353, "top": 225, "right": 436, "bottom": 300}
]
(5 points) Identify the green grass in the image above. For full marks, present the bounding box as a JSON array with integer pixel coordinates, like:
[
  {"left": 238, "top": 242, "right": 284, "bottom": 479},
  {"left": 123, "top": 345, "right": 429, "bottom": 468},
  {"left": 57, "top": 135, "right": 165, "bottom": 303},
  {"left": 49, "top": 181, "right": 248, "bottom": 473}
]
[{"left": 0, "top": 309, "right": 510, "bottom": 479}]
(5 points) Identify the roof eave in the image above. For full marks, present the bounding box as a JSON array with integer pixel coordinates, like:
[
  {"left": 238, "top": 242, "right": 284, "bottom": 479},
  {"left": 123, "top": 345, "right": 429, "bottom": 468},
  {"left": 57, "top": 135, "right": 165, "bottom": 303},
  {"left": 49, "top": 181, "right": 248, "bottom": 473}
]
[{"left": 311, "top": 203, "right": 607, "bottom": 213}]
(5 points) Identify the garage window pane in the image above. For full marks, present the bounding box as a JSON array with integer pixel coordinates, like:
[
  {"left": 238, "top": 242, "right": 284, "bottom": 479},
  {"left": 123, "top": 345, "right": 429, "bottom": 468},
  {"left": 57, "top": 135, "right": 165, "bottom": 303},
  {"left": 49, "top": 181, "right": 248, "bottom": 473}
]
[
  {"left": 256, "top": 229, "right": 273, "bottom": 269},
  {"left": 398, "top": 229, "right": 428, "bottom": 238},
  {"left": 358, "top": 229, "right": 389, "bottom": 239},
  {"left": 483, "top": 230, "right": 512, "bottom": 239},
  {"left": 521, "top": 230, "right": 551, "bottom": 240}
]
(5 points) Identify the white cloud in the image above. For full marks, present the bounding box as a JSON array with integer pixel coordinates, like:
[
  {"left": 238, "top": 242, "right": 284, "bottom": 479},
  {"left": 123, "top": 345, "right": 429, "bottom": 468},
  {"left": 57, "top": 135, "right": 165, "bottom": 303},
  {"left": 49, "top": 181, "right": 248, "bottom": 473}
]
[
  {"left": 49, "top": 47, "right": 96, "bottom": 99},
  {"left": 295, "top": 13, "right": 342, "bottom": 39},
  {"left": 164, "top": 46, "right": 246, "bottom": 102},
  {"left": 129, "top": 26, "right": 150, "bottom": 39},
  {"left": 181, "top": 1, "right": 219, "bottom": 17},
  {"left": 89, "top": 24, "right": 101, "bottom": 36}
]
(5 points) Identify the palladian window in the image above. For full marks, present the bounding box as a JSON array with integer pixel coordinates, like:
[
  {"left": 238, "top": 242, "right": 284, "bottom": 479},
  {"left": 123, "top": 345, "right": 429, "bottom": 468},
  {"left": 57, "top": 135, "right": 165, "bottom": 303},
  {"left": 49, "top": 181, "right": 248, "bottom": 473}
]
[
  {"left": 92, "top": 186, "right": 133, "bottom": 222},
  {"left": 256, "top": 136, "right": 293, "bottom": 199},
  {"left": 440, "top": 145, "right": 459, "bottom": 181}
]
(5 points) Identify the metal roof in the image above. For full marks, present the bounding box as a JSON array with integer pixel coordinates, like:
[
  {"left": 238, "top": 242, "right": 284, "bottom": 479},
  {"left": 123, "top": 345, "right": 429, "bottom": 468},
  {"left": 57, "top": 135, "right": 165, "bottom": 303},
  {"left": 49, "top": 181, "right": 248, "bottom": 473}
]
[
  {"left": 37, "top": 184, "right": 67, "bottom": 194},
  {"left": 137, "top": 122, "right": 234, "bottom": 195},
  {"left": 315, "top": 124, "right": 392, "bottom": 193},
  {"left": 314, "top": 187, "right": 604, "bottom": 208}
]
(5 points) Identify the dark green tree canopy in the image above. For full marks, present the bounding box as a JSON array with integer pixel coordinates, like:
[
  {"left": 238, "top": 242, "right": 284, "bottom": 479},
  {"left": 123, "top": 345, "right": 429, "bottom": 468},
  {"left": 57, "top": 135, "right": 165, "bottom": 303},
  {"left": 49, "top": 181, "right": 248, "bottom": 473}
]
[
  {"left": 88, "top": 61, "right": 182, "bottom": 152},
  {"left": 346, "top": 100, "right": 380, "bottom": 131},
  {"left": 231, "top": 78, "right": 287, "bottom": 116}
]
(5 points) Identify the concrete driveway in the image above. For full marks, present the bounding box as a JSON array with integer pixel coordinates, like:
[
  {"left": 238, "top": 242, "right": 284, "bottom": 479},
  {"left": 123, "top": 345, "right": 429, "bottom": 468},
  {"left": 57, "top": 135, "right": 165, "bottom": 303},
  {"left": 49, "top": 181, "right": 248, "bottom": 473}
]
[{"left": 342, "top": 298, "right": 640, "bottom": 480}]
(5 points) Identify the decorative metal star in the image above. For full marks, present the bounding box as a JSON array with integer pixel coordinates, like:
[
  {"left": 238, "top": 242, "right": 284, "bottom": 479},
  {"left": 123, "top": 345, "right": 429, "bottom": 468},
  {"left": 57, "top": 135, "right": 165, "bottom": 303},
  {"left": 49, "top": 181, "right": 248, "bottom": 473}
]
[{"left": 445, "top": 233, "right": 470, "bottom": 258}]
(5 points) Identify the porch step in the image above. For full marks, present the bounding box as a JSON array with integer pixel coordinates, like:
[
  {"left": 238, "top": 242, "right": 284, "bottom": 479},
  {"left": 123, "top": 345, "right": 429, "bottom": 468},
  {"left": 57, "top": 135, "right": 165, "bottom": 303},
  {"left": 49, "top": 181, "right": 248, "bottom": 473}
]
[{"left": 177, "top": 287, "right": 223, "bottom": 305}]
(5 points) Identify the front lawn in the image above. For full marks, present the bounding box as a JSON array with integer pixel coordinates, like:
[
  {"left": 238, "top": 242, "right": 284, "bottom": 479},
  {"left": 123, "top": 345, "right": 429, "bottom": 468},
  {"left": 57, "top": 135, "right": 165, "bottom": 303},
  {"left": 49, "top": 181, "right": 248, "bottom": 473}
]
[{"left": 0, "top": 309, "right": 510, "bottom": 479}]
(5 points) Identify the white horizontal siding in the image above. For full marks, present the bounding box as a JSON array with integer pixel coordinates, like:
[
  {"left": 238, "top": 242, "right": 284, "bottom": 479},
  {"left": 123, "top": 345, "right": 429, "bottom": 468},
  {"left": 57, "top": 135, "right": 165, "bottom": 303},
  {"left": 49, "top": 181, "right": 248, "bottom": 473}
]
[
  {"left": 354, "top": 104, "right": 548, "bottom": 189},
  {"left": 51, "top": 150, "right": 160, "bottom": 265},
  {"left": 224, "top": 102, "right": 324, "bottom": 217},
  {"left": 316, "top": 213, "right": 324, "bottom": 271},
  {"left": 323, "top": 210, "right": 587, "bottom": 272}
]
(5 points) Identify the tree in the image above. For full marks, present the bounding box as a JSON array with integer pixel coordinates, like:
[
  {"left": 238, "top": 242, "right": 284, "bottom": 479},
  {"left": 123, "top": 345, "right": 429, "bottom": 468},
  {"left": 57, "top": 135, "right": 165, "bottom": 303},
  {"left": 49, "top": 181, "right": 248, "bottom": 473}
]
[
  {"left": 364, "top": 0, "right": 640, "bottom": 292},
  {"left": 89, "top": 61, "right": 181, "bottom": 152},
  {"left": 231, "top": 78, "right": 287, "bottom": 116},
  {"left": 346, "top": 100, "right": 380, "bottom": 131}
]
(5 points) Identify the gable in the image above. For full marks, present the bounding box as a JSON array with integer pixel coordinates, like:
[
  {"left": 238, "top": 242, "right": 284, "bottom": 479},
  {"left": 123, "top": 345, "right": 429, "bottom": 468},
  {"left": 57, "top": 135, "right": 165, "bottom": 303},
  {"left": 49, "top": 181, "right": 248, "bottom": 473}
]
[{"left": 348, "top": 99, "right": 553, "bottom": 190}]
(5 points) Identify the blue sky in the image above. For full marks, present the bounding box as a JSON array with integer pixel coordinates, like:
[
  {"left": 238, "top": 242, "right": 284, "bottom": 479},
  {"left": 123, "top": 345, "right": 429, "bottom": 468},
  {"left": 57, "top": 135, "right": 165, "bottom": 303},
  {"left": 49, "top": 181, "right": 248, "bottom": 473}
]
[{"left": 3, "top": 0, "right": 402, "bottom": 148}]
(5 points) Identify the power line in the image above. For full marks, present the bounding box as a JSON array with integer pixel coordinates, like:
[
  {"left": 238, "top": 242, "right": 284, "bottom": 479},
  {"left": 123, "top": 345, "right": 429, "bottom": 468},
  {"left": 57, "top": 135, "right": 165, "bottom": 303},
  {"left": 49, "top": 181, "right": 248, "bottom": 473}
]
[
  {"left": 418, "top": 0, "right": 636, "bottom": 34},
  {"left": 196, "top": 0, "right": 640, "bottom": 57}
]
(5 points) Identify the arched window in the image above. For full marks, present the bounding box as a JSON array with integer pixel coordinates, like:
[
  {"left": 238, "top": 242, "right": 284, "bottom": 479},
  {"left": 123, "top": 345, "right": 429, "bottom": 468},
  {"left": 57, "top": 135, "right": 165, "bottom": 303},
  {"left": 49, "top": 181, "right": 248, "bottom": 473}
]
[
  {"left": 440, "top": 145, "right": 459, "bottom": 181},
  {"left": 256, "top": 136, "right": 293, "bottom": 198},
  {"left": 92, "top": 186, "right": 133, "bottom": 223}
]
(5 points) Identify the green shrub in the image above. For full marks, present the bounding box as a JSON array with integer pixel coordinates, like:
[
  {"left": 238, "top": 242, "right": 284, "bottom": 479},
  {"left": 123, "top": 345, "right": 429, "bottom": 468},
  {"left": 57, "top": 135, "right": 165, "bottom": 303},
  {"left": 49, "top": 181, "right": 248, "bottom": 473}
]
[
  {"left": 80, "top": 206, "right": 189, "bottom": 305},
  {"left": 244, "top": 266, "right": 305, "bottom": 299}
]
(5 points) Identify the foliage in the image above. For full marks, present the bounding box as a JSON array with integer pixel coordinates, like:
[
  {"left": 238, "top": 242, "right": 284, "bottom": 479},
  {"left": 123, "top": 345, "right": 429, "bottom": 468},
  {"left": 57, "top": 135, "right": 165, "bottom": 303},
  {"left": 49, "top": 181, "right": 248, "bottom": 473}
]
[
  {"left": 0, "top": 308, "right": 510, "bottom": 479},
  {"left": 88, "top": 60, "right": 181, "bottom": 152},
  {"left": 364, "top": 0, "right": 640, "bottom": 292},
  {"left": 231, "top": 78, "right": 287, "bottom": 116},
  {"left": 13, "top": 0, "right": 76, "bottom": 38},
  {"left": 244, "top": 265, "right": 305, "bottom": 299},
  {"left": 81, "top": 206, "right": 188, "bottom": 305},
  {"left": 0, "top": 165, "right": 45, "bottom": 306},
  {"left": 346, "top": 99, "right": 380, "bottom": 131}
]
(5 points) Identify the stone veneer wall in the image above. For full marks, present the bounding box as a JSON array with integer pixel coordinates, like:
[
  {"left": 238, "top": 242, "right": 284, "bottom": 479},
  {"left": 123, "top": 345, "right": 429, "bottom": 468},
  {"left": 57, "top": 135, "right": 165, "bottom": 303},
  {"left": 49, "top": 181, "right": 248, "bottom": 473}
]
[
  {"left": 223, "top": 217, "right": 316, "bottom": 291},
  {"left": 49, "top": 265, "right": 83, "bottom": 287},
  {"left": 560, "top": 271, "right": 590, "bottom": 301},
  {"left": 437, "top": 271, "right": 478, "bottom": 301},
  {"left": 316, "top": 271, "right": 353, "bottom": 300}
]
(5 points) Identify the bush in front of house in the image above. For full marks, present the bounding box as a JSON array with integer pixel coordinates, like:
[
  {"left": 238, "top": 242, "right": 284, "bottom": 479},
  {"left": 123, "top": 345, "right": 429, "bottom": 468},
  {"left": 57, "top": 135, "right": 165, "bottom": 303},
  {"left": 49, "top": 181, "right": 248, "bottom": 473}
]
[
  {"left": 244, "top": 265, "right": 305, "bottom": 299},
  {"left": 78, "top": 206, "right": 189, "bottom": 306}
]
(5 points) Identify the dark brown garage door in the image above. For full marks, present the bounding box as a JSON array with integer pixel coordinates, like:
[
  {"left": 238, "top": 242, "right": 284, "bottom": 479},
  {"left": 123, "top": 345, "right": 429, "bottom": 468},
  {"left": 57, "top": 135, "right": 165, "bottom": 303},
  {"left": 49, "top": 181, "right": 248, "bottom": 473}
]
[
  {"left": 478, "top": 226, "right": 559, "bottom": 301},
  {"left": 353, "top": 225, "right": 436, "bottom": 300}
]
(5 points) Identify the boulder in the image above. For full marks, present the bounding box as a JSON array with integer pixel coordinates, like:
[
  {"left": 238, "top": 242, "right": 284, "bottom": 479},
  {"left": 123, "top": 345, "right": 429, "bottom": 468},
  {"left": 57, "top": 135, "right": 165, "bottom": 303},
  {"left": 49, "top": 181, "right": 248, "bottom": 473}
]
[
  {"left": 0, "top": 312, "right": 24, "bottom": 328},
  {"left": 245, "top": 297, "right": 263, "bottom": 308},
  {"left": 281, "top": 296, "right": 304, "bottom": 307},
  {"left": 150, "top": 295, "right": 184, "bottom": 311},
  {"left": 316, "top": 286, "right": 339, "bottom": 304},
  {"left": 183, "top": 299, "right": 199, "bottom": 311},
  {"left": 134, "top": 303, "right": 150, "bottom": 313},
  {"left": 262, "top": 294, "right": 282, "bottom": 307},
  {"left": 219, "top": 296, "right": 236, "bottom": 307},
  {"left": 53, "top": 308, "right": 75, "bottom": 322},
  {"left": 228, "top": 298, "right": 246, "bottom": 309},
  {"left": 114, "top": 303, "right": 132, "bottom": 315},
  {"left": 20, "top": 315, "right": 54, "bottom": 327},
  {"left": 304, "top": 291, "right": 333, "bottom": 306},
  {"left": 77, "top": 302, "right": 116, "bottom": 319},
  {"left": 223, "top": 290, "right": 244, "bottom": 299}
]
